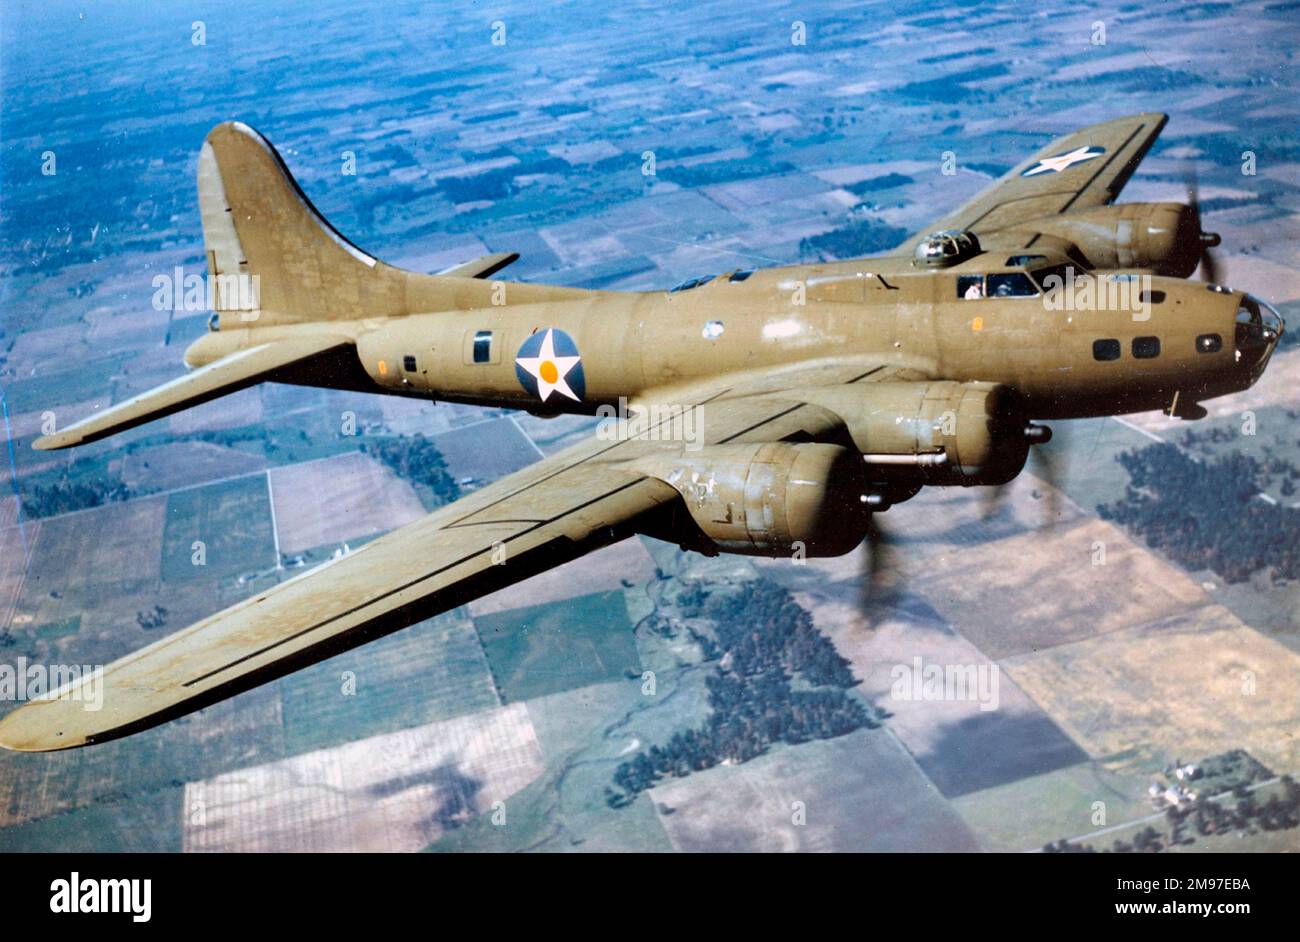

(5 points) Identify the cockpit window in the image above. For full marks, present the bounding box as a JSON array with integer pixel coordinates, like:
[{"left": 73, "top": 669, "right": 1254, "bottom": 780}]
[
  {"left": 670, "top": 274, "right": 715, "bottom": 293},
  {"left": 207, "top": 312, "right": 220, "bottom": 332},
  {"left": 1032, "top": 265, "right": 1074, "bottom": 292},
  {"left": 958, "top": 274, "right": 984, "bottom": 299},
  {"left": 986, "top": 272, "right": 1038, "bottom": 298},
  {"left": 729, "top": 269, "right": 754, "bottom": 283},
  {"left": 1006, "top": 254, "right": 1047, "bottom": 267}
]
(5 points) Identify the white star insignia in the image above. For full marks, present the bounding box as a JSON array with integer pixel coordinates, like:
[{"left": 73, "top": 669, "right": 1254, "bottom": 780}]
[
  {"left": 515, "top": 328, "right": 582, "bottom": 402},
  {"left": 1022, "top": 145, "right": 1104, "bottom": 177}
]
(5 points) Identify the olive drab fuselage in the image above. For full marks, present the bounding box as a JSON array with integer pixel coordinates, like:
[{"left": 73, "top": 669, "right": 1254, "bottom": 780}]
[{"left": 186, "top": 250, "right": 1273, "bottom": 423}]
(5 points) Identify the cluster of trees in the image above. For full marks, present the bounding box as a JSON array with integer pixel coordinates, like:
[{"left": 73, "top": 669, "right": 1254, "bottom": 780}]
[
  {"left": 606, "top": 581, "right": 875, "bottom": 806},
  {"left": 136, "top": 606, "right": 168, "bottom": 630},
  {"left": 1099, "top": 444, "right": 1300, "bottom": 583},
  {"left": 363, "top": 435, "right": 460, "bottom": 505},
  {"left": 22, "top": 473, "right": 130, "bottom": 519},
  {"left": 800, "top": 216, "right": 909, "bottom": 262},
  {"left": 1045, "top": 776, "right": 1300, "bottom": 853}
]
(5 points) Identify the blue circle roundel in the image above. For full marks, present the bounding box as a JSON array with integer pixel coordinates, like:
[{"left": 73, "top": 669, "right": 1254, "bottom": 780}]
[{"left": 514, "top": 328, "right": 586, "bottom": 403}]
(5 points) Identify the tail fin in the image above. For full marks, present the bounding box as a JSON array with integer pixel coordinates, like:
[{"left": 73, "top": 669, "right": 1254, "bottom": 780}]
[{"left": 198, "top": 123, "right": 584, "bottom": 326}]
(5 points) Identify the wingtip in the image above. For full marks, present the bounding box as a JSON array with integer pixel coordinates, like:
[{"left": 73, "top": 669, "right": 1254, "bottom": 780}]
[
  {"left": 32, "top": 432, "right": 74, "bottom": 451},
  {"left": 0, "top": 703, "right": 86, "bottom": 753}
]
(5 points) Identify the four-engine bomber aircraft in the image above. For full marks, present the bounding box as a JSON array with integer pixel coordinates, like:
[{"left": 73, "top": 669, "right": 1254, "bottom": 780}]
[{"left": 0, "top": 113, "right": 1283, "bottom": 750}]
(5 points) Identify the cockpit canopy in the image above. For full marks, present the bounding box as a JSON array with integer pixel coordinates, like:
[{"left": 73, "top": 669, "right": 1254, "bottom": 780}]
[{"left": 914, "top": 229, "right": 981, "bottom": 268}]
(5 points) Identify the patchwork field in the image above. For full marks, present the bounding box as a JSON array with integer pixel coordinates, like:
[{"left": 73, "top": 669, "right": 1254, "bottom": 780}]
[
  {"left": 183, "top": 702, "right": 544, "bottom": 852},
  {"left": 913, "top": 517, "right": 1211, "bottom": 660},
  {"left": 431, "top": 416, "right": 543, "bottom": 485},
  {"left": 650, "top": 728, "right": 983, "bottom": 852},
  {"left": 279, "top": 613, "right": 501, "bottom": 755},
  {"left": 117, "top": 441, "right": 268, "bottom": 493},
  {"left": 1004, "top": 604, "right": 1300, "bottom": 772},
  {"left": 268, "top": 450, "right": 425, "bottom": 555},
  {"left": 469, "top": 536, "right": 657, "bottom": 616},
  {"left": 952, "top": 762, "right": 1157, "bottom": 853},
  {"left": 160, "top": 475, "right": 276, "bottom": 584}
]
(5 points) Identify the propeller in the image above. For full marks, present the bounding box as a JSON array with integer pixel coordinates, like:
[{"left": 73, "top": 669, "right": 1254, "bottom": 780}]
[
  {"left": 979, "top": 424, "right": 1067, "bottom": 531},
  {"left": 859, "top": 424, "right": 1065, "bottom": 621},
  {"left": 1184, "top": 163, "right": 1222, "bottom": 284},
  {"left": 857, "top": 512, "right": 899, "bottom": 621}
]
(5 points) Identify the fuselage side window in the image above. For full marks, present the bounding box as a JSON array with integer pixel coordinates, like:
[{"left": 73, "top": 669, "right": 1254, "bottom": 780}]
[
  {"left": 1093, "top": 339, "right": 1121, "bottom": 362},
  {"left": 1133, "top": 336, "right": 1161, "bottom": 359},
  {"left": 986, "top": 272, "right": 1038, "bottom": 298},
  {"left": 473, "top": 330, "right": 493, "bottom": 364}
]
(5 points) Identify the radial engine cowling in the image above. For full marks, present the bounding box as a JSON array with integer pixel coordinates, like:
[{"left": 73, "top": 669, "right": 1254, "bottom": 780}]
[
  {"left": 796, "top": 381, "right": 1033, "bottom": 487},
  {"left": 636, "top": 442, "right": 870, "bottom": 558},
  {"left": 1025, "top": 202, "right": 1211, "bottom": 278}
]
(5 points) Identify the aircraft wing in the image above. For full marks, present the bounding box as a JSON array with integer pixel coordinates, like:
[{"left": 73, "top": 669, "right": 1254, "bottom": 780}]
[
  {"left": 903, "top": 112, "right": 1169, "bottom": 245},
  {"left": 0, "top": 359, "right": 899, "bottom": 750},
  {"left": 33, "top": 334, "right": 351, "bottom": 450}
]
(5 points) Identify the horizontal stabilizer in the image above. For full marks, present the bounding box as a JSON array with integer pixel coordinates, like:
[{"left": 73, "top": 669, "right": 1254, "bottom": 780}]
[
  {"left": 34, "top": 334, "right": 350, "bottom": 450},
  {"left": 435, "top": 251, "right": 519, "bottom": 279}
]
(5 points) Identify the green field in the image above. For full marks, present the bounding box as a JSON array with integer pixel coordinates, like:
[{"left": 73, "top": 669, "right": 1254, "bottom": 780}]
[
  {"left": 474, "top": 590, "right": 641, "bottom": 703},
  {"left": 0, "top": 785, "right": 183, "bottom": 852},
  {"left": 952, "top": 760, "right": 1156, "bottom": 852},
  {"left": 280, "top": 612, "right": 500, "bottom": 754},
  {"left": 160, "top": 475, "right": 276, "bottom": 584}
]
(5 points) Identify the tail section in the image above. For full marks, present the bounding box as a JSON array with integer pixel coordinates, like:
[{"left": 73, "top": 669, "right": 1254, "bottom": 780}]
[{"left": 198, "top": 122, "right": 585, "bottom": 327}]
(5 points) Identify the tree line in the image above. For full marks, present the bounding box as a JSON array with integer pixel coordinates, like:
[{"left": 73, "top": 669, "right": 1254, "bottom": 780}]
[{"left": 606, "top": 580, "right": 876, "bottom": 807}]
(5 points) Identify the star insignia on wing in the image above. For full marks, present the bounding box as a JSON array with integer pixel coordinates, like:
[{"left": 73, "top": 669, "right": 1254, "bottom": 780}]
[
  {"left": 1021, "top": 145, "right": 1106, "bottom": 177},
  {"left": 515, "top": 328, "right": 584, "bottom": 402}
]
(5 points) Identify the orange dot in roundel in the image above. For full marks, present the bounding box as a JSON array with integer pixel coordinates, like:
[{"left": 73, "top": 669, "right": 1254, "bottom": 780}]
[
  {"left": 539, "top": 360, "right": 559, "bottom": 383},
  {"left": 971, "top": 316, "right": 984, "bottom": 332}
]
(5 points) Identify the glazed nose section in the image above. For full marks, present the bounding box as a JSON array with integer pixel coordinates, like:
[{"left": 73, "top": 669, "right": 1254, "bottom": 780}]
[{"left": 1234, "top": 294, "right": 1284, "bottom": 379}]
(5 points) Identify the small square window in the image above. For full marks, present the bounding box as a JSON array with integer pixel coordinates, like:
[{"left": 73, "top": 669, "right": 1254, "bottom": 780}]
[
  {"left": 958, "top": 275, "right": 984, "bottom": 299},
  {"left": 473, "top": 330, "right": 492, "bottom": 364},
  {"left": 403, "top": 355, "right": 417, "bottom": 372},
  {"left": 1092, "top": 338, "right": 1121, "bottom": 362},
  {"left": 1132, "top": 336, "right": 1161, "bottom": 359},
  {"left": 1196, "top": 333, "right": 1222, "bottom": 354}
]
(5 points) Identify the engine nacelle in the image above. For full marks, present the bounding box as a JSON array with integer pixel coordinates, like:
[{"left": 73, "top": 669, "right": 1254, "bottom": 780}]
[
  {"left": 1022, "top": 202, "right": 1210, "bottom": 277},
  {"left": 795, "top": 381, "right": 1033, "bottom": 487},
  {"left": 634, "top": 442, "right": 870, "bottom": 558}
]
